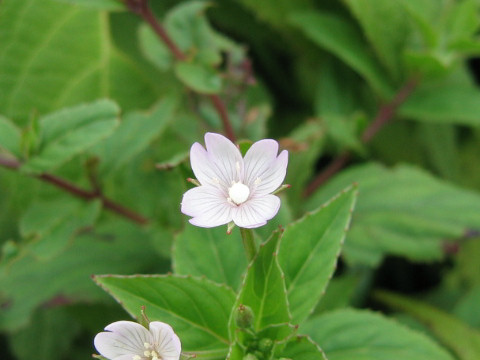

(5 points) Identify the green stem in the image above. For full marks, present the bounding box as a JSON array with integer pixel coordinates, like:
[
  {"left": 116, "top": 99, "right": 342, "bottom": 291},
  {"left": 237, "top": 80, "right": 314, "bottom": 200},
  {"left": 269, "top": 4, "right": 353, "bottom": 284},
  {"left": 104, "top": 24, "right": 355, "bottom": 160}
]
[{"left": 240, "top": 228, "right": 256, "bottom": 262}]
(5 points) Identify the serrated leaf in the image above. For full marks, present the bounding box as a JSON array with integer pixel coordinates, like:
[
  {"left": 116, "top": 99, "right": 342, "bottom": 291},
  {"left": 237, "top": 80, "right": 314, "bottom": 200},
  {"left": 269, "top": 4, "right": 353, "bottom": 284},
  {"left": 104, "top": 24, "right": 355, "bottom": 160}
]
[
  {"left": 52, "top": 0, "right": 125, "bottom": 10},
  {"left": 175, "top": 61, "right": 223, "bottom": 94},
  {"left": 279, "top": 186, "right": 356, "bottom": 324},
  {"left": 375, "top": 291, "right": 480, "bottom": 360},
  {"left": 0, "top": 115, "right": 21, "bottom": 157},
  {"left": 21, "top": 100, "right": 119, "bottom": 173},
  {"left": 400, "top": 82, "right": 480, "bottom": 125},
  {"left": 94, "top": 275, "right": 235, "bottom": 355},
  {"left": 0, "top": 219, "right": 160, "bottom": 331},
  {"left": 306, "top": 163, "right": 480, "bottom": 267},
  {"left": 93, "top": 97, "right": 177, "bottom": 176},
  {"left": 234, "top": 231, "right": 290, "bottom": 333},
  {"left": 289, "top": 11, "right": 393, "bottom": 97},
  {"left": 173, "top": 226, "right": 247, "bottom": 291},
  {"left": 303, "top": 308, "right": 454, "bottom": 360},
  {"left": 0, "top": 0, "right": 167, "bottom": 123},
  {"left": 277, "top": 336, "right": 328, "bottom": 360}
]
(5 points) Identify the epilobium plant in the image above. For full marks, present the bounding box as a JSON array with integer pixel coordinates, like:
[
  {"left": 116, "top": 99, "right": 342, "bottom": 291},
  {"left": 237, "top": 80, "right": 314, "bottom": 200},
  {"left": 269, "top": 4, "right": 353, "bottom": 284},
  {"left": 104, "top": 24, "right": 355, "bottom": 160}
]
[
  {"left": 181, "top": 133, "right": 288, "bottom": 230},
  {"left": 94, "top": 321, "right": 181, "bottom": 360}
]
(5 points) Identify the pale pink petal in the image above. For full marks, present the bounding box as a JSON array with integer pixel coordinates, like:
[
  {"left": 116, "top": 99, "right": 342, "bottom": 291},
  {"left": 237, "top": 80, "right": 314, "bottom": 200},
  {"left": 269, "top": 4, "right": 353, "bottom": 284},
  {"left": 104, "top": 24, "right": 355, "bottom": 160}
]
[
  {"left": 190, "top": 143, "right": 226, "bottom": 187},
  {"left": 149, "top": 322, "right": 182, "bottom": 360},
  {"left": 232, "top": 194, "right": 281, "bottom": 228},
  {"left": 245, "top": 145, "right": 288, "bottom": 195},
  {"left": 94, "top": 321, "right": 150, "bottom": 359},
  {"left": 181, "top": 186, "right": 234, "bottom": 227},
  {"left": 204, "top": 132, "right": 244, "bottom": 185}
]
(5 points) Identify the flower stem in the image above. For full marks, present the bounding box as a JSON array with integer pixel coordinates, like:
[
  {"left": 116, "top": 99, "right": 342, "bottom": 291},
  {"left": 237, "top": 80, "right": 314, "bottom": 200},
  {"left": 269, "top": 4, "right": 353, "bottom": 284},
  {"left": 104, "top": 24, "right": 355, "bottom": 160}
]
[{"left": 240, "top": 228, "right": 256, "bottom": 262}]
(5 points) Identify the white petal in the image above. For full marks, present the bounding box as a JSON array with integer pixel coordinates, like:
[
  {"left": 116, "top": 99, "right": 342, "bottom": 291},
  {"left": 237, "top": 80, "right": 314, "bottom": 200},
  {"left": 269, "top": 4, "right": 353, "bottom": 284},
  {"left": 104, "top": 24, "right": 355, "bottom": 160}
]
[
  {"left": 244, "top": 140, "right": 288, "bottom": 195},
  {"left": 149, "top": 322, "right": 182, "bottom": 360},
  {"left": 232, "top": 194, "right": 281, "bottom": 228},
  {"left": 189, "top": 142, "right": 224, "bottom": 187},
  {"left": 204, "top": 132, "right": 244, "bottom": 185},
  {"left": 94, "top": 321, "right": 150, "bottom": 359},
  {"left": 181, "top": 185, "right": 234, "bottom": 227}
]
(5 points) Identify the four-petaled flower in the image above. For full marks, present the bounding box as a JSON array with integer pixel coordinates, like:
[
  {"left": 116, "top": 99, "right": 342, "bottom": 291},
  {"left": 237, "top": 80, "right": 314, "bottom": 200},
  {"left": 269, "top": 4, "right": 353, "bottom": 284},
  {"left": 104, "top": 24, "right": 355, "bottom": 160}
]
[
  {"left": 94, "top": 321, "right": 181, "bottom": 360},
  {"left": 181, "top": 133, "right": 288, "bottom": 228}
]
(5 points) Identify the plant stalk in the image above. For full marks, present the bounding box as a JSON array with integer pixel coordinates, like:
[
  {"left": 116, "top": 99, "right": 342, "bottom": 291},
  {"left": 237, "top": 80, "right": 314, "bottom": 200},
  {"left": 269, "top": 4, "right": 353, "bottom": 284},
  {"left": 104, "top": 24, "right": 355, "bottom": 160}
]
[{"left": 240, "top": 227, "right": 256, "bottom": 262}]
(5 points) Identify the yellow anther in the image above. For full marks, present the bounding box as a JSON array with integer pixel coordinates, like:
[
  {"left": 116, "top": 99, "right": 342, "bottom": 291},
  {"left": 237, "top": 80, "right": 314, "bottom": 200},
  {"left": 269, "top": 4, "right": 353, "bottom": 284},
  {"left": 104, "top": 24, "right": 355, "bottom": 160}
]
[
  {"left": 144, "top": 343, "right": 152, "bottom": 349},
  {"left": 144, "top": 350, "right": 151, "bottom": 357},
  {"left": 133, "top": 355, "right": 141, "bottom": 360}
]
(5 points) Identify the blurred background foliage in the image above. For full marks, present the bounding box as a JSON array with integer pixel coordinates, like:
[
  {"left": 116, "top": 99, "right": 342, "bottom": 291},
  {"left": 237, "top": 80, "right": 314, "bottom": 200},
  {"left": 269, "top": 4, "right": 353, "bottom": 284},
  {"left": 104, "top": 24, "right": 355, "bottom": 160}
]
[{"left": 1, "top": 0, "right": 480, "bottom": 359}]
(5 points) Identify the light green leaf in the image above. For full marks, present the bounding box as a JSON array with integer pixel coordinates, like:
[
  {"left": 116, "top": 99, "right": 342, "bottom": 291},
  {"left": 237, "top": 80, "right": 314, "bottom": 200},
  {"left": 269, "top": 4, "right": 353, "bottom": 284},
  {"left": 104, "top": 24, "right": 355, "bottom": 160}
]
[
  {"left": 173, "top": 226, "right": 247, "bottom": 291},
  {"left": 397, "top": 0, "right": 440, "bottom": 47},
  {"left": 175, "top": 61, "right": 223, "bottom": 94},
  {"left": 138, "top": 24, "right": 173, "bottom": 71},
  {"left": 343, "top": 0, "right": 409, "bottom": 81},
  {"left": 94, "top": 275, "right": 235, "bottom": 354},
  {"left": 0, "top": 219, "right": 160, "bottom": 331},
  {"left": 93, "top": 97, "right": 177, "bottom": 175},
  {"left": 21, "top": 100, "right": 119, "bottom": 173},
  {"left": 233, "top": 231, "right": 290, "bottom": 332},
  {"left": 277, "top": 336, "right": 327, "bottom": 360},
  {"left": 306, "top": 163, "right": 480, "bottom": 266},
  {"left": 454, "top": 285, "right": 480, "bottom": 329},
  {"left": 303, "top": 308, "right": 454, "bottom": 360},
  {"left": 0, "top": 0, "right": 167, "bottom": 123},
  {"left": 289, "top": 11, "right": 393, "bottom": 97},
  {"left": 279, "top": 186, "right": 357, "bottom": 324},
  {"left": 52, "top": 0, "right": 125, "bottom": 10},
  {"left": 7, "top": 307, "right": 81, "bottom": 360},
  {"left": 375, "top": 290, "right": 480, "bottom": 360},
  {"left": 0, "top": 115, "right": 22, "bottom": 157}
]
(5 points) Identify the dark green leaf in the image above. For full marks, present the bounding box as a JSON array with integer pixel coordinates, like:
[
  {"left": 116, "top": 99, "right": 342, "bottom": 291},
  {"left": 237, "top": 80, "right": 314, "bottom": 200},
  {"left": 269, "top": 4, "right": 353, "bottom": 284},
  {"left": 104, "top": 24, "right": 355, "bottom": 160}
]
[{"left": 277, "top": 336, "right": 327, "bottom": 360}]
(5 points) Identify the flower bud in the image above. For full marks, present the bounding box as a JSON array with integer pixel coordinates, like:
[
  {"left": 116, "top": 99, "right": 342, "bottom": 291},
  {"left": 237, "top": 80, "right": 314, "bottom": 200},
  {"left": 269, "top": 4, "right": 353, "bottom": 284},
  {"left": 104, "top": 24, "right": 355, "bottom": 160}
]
[
  {"left": 242, "top": 354, "right": 258, "bottom": 360},
  {"left": 235, "top": 304, "right": 255, "bottom": 329},
  {"left": 258, "top": 338, "right": 273, "bottom": 352}
]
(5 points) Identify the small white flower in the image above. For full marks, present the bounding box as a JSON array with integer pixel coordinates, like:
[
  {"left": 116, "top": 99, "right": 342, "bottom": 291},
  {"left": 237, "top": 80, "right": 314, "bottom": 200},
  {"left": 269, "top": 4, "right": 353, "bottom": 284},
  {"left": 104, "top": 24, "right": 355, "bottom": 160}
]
[
  {"left": 181, "top": 132, "right": 288, "bottom": 229},
  {"left": 94, "top": 321, "right": 181, "bottom": 360}
]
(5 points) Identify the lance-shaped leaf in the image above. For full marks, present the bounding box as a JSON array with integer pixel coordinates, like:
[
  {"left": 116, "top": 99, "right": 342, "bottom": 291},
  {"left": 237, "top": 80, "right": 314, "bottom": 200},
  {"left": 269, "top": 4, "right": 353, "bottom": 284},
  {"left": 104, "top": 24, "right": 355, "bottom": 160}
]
[
  {"left": 302, "top": 309, "right": 454, "bottom": 360},
  {"left": 173, "top": 226, "right": 247, "bottom": 291},
  {"left": 94, "top": 275, "right": 235, "bottom": 357},
  {"left": 233, "top": 231, "right": 290, "bottom": 333},
  {"left": 21, "top": 100, "right": 119, "bottom": 173},
  {"left": 279, "top": 186, "right": 357, "bottom": 324}
]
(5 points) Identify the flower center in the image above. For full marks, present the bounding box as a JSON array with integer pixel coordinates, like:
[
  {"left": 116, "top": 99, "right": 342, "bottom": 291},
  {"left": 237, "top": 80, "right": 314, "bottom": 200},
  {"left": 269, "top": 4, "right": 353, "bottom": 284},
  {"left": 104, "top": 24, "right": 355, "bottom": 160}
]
[
  {"left": 132, "top": 343, "right": 161, "bottom": 360},
  {"left": 228, "top": 182, "right": 250, "bottom": 205}
]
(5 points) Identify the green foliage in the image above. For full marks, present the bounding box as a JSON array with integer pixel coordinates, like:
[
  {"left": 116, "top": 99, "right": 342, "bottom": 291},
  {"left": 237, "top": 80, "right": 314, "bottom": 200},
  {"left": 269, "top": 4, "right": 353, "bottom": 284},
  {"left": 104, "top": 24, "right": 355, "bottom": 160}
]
[
  {"left": 279, "top": 186, "right": 357, "bottom": 323},
  {"left": 303, "top": 308, "right": 455, "bottom": 360}
]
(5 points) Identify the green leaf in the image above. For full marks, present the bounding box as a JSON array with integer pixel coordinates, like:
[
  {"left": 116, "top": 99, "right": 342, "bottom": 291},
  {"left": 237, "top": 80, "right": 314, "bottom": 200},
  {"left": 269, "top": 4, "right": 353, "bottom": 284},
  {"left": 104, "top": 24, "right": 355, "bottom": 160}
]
[
  {"left": 175, "top": 61, "right": 223, "bottom": 94},
  {"left": 93, "top": 97, "right": 177, "bottom": 175},
  {"left": 20, "top": 198, "right": 101, "bottom": 259},
  {"left": 0, "top": 219, "right": 160, "bottom": 331},
  {"left": 279, "top": 186, "right": 357, "bottom": 324},
  {"left": 454, "top": 285, "right": 480, "bottom": 329},
  {"left": 277, "top": 336, "right": 327, "bottom": 360},
  {"left": 173, "top": 226, "right": 247, "bottom": 291},
  {"left": 7, "top": 307, "right": 81, "bottom": 360},
  {"left": 51, "top": 0, "right": 125, "bottom": 10},
  {"left": 138, "top": 24, "right": 173, "bottom": 71},
  {"left": 21, "top": 100, "right": 119, "bottom": 173},
  {"left": 0, "top": 115, "right": 22, "bottom": 157},
  {"left": 289, "top": 11, "right": 394, "bottom": 97},
  {"left": 400, "top": 82, "right": 480, "bottom": 125},
  {"left": 343, "top": 0, "right": 409, "bottom": 81},
  {"left": 306, "top": 163, "right": 480, "bottom": 267},
  {"left": 0, "top": 0, "right": 168, "bottom": 123},
  {"left": 233, "top": 231, "right": 290, "bottom": 332},
  {"left": 94, "top": 275, "right": 235, "bottom": 354},
  {"left": 303, "top": 308, "right": 454, "bottom": 360},
  {"left": 375, "top": 290, "right": 480, "bottom": 360}
]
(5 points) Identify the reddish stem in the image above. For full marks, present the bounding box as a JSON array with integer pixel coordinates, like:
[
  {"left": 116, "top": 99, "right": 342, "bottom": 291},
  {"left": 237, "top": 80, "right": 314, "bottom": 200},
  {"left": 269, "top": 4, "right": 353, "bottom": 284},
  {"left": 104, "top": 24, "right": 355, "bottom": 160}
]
[
  {"left": 304, "top": 78, "right": 418, "bottom": 197},
  {"left": 0, "top": 156, "right": 149, "bottom": 225},
  {"left": 126, "top": 0, "right": 236, "bottom": 142}
]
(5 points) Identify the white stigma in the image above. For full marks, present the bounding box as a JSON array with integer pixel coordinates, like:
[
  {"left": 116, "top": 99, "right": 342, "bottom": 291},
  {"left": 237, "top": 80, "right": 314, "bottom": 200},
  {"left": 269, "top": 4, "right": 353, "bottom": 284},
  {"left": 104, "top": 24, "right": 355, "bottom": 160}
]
[{"left": 228, "top": 182, "right": 250, "bottom": 205}]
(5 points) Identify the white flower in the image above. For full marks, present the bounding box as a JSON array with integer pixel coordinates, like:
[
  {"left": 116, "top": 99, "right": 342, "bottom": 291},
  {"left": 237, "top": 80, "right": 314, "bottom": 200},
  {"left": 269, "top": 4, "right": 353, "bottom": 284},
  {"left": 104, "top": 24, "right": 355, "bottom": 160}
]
[
  {"left": 181, "top": 132, "right": 288, "bottom": 229},
  {"left": 94, "top": 321, "right": 181, "bottom": 360}
]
